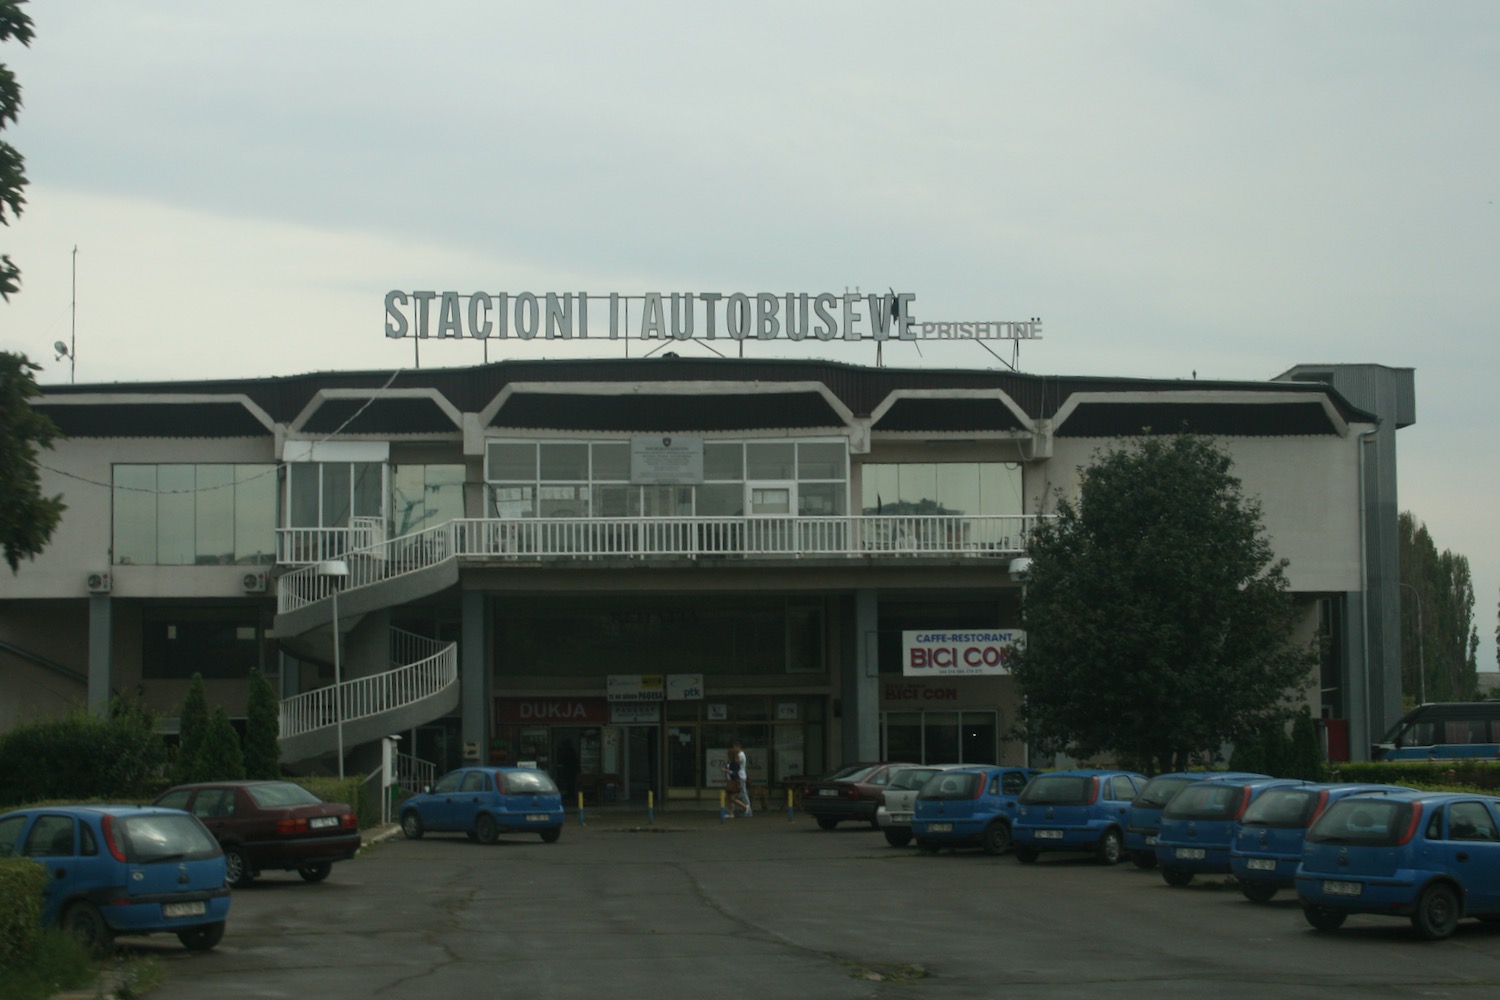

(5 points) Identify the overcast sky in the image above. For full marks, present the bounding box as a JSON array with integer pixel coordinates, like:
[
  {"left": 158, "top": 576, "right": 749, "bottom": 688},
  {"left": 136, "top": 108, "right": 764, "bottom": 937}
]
[{"left": 3, "top": 2, "right": 1497, "bottom": 671}]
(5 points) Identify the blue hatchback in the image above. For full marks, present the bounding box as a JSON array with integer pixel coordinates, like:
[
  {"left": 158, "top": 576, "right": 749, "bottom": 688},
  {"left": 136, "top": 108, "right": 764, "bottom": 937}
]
[
  {"left": 1297, "top": 790, "right": 1500, "bottom": 939},
  {"left": 1228, "top": 783, "right": 1409, "bottom": 902},
  {"left": 1125, "top": 772, "right": 1268, "bottom": 869},
  {"left": 1012, "top": 769, "right": 1147, "bottom": 865},
  {"left": 0, "top": 804, "right": 231, "bottom": 956},
  {"left": 910, "top": 766, "right": 1040, "bottom": 855},
  {"left": 1155, "top": 777, "right": 1308, "bottom": 885},
  {"left": 401, "top": 766, "right": 566, "bottom": 844}
]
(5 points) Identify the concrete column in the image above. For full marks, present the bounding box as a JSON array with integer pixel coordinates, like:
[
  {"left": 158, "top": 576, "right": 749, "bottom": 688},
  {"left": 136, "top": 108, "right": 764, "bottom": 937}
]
[
  {"left": 87, "top": 594, "right": 112, "bottom": 715},
  {"left": 461, "top": 589, "right": 488, "bottom": 762},
  {"left": 842, "top": 588, "right": 880, "bottom": 762}
]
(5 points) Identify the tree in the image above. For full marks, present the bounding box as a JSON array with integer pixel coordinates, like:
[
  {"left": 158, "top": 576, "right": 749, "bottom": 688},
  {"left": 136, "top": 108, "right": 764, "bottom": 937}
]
[
  {"left": 1, "top": 0, "right": 34, "bottom": 300},
  {"left": 198, "top": 706, "right": 245, "bottom": 781},
  {"left": 1009, "top": 434, "right": 1314, "bottom": 773},
  {"left": 243, "top": 668, "right": 282, "bottom": 780},
  {"left": 1398, "top": 512, "right": 1479, "bottom": 702},
  {"left": 0, "top": 352, "right": 65, "bottom": 572},
  {"left": 174, "top": 673, "right": 211, "bottom": 784}
]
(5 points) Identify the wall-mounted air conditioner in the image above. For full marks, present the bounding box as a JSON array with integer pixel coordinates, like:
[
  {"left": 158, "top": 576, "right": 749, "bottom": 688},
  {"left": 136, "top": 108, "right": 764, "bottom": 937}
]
[
  {"left": 242, "top": 571, "right": 268, "bottom": 593},
  {"left": 86, "top": 571, "right": 112, "bottom": 594}
]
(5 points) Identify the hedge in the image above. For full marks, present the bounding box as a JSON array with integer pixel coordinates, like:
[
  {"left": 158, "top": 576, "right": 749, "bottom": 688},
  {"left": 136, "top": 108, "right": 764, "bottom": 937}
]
[
  {"left": 0, "top": 858, "right": 47, "bottom": 965},
  {"left": 1327, "top": 760, "right": 1500, "bottom": 792}
]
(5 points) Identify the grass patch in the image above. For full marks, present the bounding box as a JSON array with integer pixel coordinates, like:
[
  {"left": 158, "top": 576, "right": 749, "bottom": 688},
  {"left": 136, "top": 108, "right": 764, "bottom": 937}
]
[{"left": 0, "top": 929, "right": 95, "bottom": 1000}]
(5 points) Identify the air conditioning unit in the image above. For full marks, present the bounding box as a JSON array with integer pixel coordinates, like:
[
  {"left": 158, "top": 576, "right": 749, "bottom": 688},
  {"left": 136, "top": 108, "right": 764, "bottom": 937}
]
[
  {"left": 242, "top": 571, "right": 268, "bottom": 593},
  {"left": 85, "top": 571, "right": 112, "bottom": 594}
]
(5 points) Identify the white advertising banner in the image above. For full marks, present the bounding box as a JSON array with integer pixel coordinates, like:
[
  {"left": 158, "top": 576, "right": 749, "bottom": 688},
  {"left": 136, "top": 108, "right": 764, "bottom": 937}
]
[
  {"left": 607, "top": 674, "right": 665, "bottom": 702},
  {"left": 901, "top": 629, "right": 1026, "bottom": 677}
]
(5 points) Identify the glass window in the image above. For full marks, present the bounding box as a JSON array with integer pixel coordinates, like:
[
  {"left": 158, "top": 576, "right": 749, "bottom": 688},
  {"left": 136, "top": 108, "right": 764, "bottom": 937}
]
[
  {"left": 540, "top": 443, "right": 589, "bottom": 481},
  {"left": 233, "top": 467, "right": 277, "bottom": 563},
  {"left": 195, "top": 465, "right": 236, "bottom": 564},
  {"left": 703, "top": 443, "right": 743, "bottom": 481},
  {"left": 961, "top": 712, "right": 997, "bottom": 764},
  {"left": 1449, "top": 802, "right": 1499, "bottom": 841},
  {"left": 592, "top": 443, "right": 630, "bottom": 481},
  {"left": 860, "top": 462, "right": 1023, "bottom": 517},
  {"left": 491, "top": 486, "right": 535, "bottom": 518},
  {"left": 142, "top": 611, "right": 266, "bottom": 679},
  {"left": 696, "top": 484, "right": 742, "bottom": 517},
  {"left": 798, "top": 442, "right": 845, "bottom": 481},
  {"left": 157, "top": 465, "right": 196, "bottom": 565},
  {"left": 923, "top": 712, "right": 960, "bottom": 763},
  {"left": 114, "top": 464, "right": 277, "bottom": 566},
  {"left": 798, "top": 483, "right": 843, "bottom": 517},
  {"left": 433, "top": 771, "right": 464, "bottom": 794},
  {"left": 488, "top": 442, "right": 536, "bottom": 481},
  {"left": 747, "top": 442, "right": 795, "bottom": 480},
  {"left": 113, "top": 465, "right": 158, "bottom": 566}
]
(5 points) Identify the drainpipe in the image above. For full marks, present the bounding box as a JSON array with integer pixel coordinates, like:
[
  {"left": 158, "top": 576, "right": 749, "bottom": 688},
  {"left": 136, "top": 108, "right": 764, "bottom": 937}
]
[{"left": 1356, "top": 423, "right": 1380, "bottom": 760}]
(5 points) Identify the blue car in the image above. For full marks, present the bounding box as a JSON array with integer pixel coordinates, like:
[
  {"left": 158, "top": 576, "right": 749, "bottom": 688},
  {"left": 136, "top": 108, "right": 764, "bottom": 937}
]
[
  {"left": 1297, "top": 790, "right": 1500, "bottom": 939},
  {"left": 910, "top": 766, "right": 1040, "bottom": 855},
  {"left": 1229, "top": 783, "right": 1409, "bottom": 902},
  {"left": 1012, "top": 769, "right": 1147, "bottom": 865},
  {"left": 1155, "top": 777, "right": 1308, "bottom": 885},
  {"left": 1125, "top": 772, "right": 1268, "bottom": 869},
  {"left": 401, "top": 766, "right": 566, "bottom": 844},
  {"left": 0, "top": 804, "right": 231, "bottom": 956}
]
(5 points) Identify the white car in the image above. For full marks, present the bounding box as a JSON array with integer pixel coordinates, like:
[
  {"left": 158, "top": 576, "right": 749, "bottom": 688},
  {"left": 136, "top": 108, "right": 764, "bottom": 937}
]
[{"left": 875, "top": 764, "right": 969, "bottom": 847}]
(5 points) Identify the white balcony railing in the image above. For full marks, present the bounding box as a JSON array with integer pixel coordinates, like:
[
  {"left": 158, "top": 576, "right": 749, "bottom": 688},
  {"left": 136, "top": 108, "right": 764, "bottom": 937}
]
[{"left": 276, "top": 514, "right": 1043, "bottom": 614}]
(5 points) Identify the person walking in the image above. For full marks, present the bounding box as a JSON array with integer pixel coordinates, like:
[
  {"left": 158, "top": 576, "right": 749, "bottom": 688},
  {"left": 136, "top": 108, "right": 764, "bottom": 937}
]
[{"left": 725, "top": 742, "right": 752, "bottom": 818}]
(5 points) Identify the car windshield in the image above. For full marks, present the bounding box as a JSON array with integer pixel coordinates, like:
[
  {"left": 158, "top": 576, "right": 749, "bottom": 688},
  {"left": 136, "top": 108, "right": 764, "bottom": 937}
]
[
  {"left": 1239, "top": 788, "right": 1319, "bottom": 828},
  {"left": 829, "top": 765, "right": 880, "bottom": 783},
  {"left": 1134, "top": 776, "right": 1197, "bottom": 808},
  {"left": 1306, "top": 798, "right": 1415, "bottom": 846},
  {"left": 922, "top": 773, "right": 982, "bottom": 800},
  {"left": 116, "top": 814, "right": 221, "bottom": 862},
  {"left": 889, "top": 768, "right": 942, "bottom": 792},
  {"left": 501, "top": 770, "right": 559, "bottom": 794},
  {"left": 1020, "top": 775, "right": 1090, "bottom": 805},
  {"left": 1162, "top": 783, "right": 1244, "bottom": 820},
  {"left": 246, "top": 782, "right": 324, "bottom": 808}
]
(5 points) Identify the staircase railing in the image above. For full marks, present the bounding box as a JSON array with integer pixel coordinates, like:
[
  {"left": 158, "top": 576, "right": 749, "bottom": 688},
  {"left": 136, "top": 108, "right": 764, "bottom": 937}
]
[{"left": 279, "top": 628, "right": 457, "bottom": 742}]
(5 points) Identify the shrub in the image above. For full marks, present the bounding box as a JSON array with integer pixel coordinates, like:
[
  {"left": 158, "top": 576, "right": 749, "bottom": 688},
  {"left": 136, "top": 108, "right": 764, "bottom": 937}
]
[
  {"left": 173, "top": 674, "right": 210, "bottom": 784},
  {"left": 195, "top": 707, "right": 245, "bottom": 782},
  {"left": 0, "top": 702, "right": 167, "bottom": 807},
  {"left": 0, "top": 858, "right": 46, "bottom": 966},
  {"left": 243, "top": 669, "right": 282, "bottom": 780}
]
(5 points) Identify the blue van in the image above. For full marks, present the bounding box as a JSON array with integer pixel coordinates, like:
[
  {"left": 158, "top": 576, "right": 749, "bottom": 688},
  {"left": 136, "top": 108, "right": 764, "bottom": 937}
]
[
  {"left": 1125, "top": 772, "right": 1268, "bottom": 869},
  {"left": 1297, "top": 791, "right": 1500, "bottom": 939},
  {"left": 910, "top": 766, "right": 1039, "bottom": 855},
  {"left": 1012, "top": 769, "right": 1147, "bottom": 865},
  {"left": 1229, "top": 783, "right": 1409, "bottom": 902},
  {"left": 1154, "top": 777, "right": 1308, "bottom": 886}
]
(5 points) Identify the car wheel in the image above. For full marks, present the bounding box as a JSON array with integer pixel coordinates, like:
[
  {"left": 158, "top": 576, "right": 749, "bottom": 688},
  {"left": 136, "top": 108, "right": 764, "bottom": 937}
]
[
  {"left": 177, "top": 921, "right": 226, "bottom": 951},
  {"left": 475, "top": 813, "right": 499, "bottom": 845},
  {"left": 540, "top": 826, "right": 562, "bottom": 844},
  {"left": 884, "top": 829, "right": 913, "bottom": 848},
  {"left": 1131, "top": 850, "right": 1158, "bottom": 870},
  {"left": 916, "top": 839, "right": 941, "bottom": 854},
  {"left": 224, "top": 846, "right": 254, "bottom": 888},
  {"left": 1096, "top": 828, "right": 1124, "bottom": 865},
  {"left": 62, "top": 902, "right": 113, "bottom": 958},
  {"left": 982, "top": 821, "right": 1013, "bottom": 856},
  {"left": 1162, "top": 867, "right": 1193, "bottom": 887},
  {"left": 1412, "top": 883, "right": 1461, "bottom": 940},
  {"left": 401, "top": 811, "right": 425, "bottom": 840},
  {"left": 1303, "top": 905, "right": 1347, "bottom": 932},
  {"left": 1013, "top": 846, "right": 1039, "bottom": 864},
  {"left": 298, "top": 862, "right": 332, "bottom": 883},
  {"left": 816, "top": 817, "right": 839, "bottom": 831},
  {"left": 1239, "top": 881, "right": 1277, "bottom": 904}
]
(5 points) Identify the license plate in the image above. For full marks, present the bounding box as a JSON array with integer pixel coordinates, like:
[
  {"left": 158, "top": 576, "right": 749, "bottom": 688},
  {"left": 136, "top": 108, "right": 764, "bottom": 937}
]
[
  {"left": 926, "top": 823, "right": 952, "bottom": 833},
  {"left": 163, "top": 901, "right": 206, "bottom": 918},
  {"left": 1323, "top": 880, "right": 1363, "bottom": 897},
  {"left": 1145, "top": 835, "right": 1158, "bottom": 846},
  {"left": 526, "top": 814, "right": 550, "bottom": 822},
  {"left": 891, "top": 813, "right": 913, "bottom": 824},
  {"left": 1247, "top": 858, "right": 1276, "bottom": 871},
  {"left": 310, "top": 816, "right": 338, "bottom": 829},
  {"left": 818, "top": 789, "right": 838, "bottom": 797},
  {"left": 1036, "top": 830, "right": 1064, "bottom": 840},
  {"left": 1175, "top": 848, "right": 1206, "bottom": 860}
]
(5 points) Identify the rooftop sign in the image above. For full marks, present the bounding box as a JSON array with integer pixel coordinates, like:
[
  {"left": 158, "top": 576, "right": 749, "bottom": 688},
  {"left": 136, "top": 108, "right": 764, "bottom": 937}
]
[{"left": 384, "top": 291, "right": 1042, "bottom": 344}]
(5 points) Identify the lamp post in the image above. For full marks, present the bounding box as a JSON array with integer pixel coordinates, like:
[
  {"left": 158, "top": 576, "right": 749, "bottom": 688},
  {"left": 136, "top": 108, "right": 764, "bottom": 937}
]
[
  {"left": 317, "top": 560, "right": 350, "bottom": 779},
  {"left": 1008, "top": 557, "right": 1033, "bottom": 768},
  {"left": 1398, "top": 581, "right": 1426, "bottom": 706}
]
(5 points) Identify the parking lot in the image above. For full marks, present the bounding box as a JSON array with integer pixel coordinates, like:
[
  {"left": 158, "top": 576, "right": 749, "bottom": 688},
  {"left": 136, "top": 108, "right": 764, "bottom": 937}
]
[{"left": 133, "top": 809, "right": 1500, "bottom": 1000}]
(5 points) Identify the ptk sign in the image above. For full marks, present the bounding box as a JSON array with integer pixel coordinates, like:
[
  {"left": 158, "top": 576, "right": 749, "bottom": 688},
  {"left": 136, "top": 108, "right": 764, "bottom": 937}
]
[{"left": 902, "top": 630, "right": 1026, "bottom": 677}]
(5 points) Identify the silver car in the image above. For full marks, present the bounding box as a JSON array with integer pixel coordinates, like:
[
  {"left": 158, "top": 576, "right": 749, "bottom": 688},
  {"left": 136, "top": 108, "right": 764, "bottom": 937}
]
[{"left": 875, "top": 764, "right": 969, "bottom": 847}]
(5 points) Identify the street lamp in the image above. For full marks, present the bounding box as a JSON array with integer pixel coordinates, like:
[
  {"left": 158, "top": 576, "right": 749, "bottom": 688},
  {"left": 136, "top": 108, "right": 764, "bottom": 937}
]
[
  {"left": 1398, "top": 581, "right": 1426, "bottom": 706},
  {"left": 317, "top": 560, "right": 350, "bottom": 779}
]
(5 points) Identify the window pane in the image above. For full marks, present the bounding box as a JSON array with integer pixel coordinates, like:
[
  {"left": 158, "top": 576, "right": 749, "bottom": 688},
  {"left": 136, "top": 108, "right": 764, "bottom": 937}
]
[
  {"left": 897, "top": 464, "right": 938, "bottom": 514},
  {"left": 746, "top": 442, "right": 795, "bottom": 480},
  {"left": 935, "top": 464, "right": 979, "bottom": 516},
  {"left": 195, "top": 465, "right": 236, "bottom": 564},
  {"left": 157, "top": 465, "right": 196, "bottom": 565},
  {"left": 593, "top": 485, "right": 633, "bottom": 517},
  {"left": 592, "top": 442, "right": 629, "bottom": 481},
  {"left": 352, "top": 463, "right": 383, "bottom": 519},
  {"left": 322, "top": 463, "right": 351, "bottom": 527},
  {"left": 798, "top": 442, "right": 845, "bottom": 481},
  {"left": 798, "top": 483, "right": 843, "bottom": 517},
  {"left": 696, "top": 484, "right": 742, "bottom": 516},
  {"left": 961, "top": 712, "right": 997, "bottom": 765},
  {"left": 884, "top": 712, "right": 923, "bottom": 763},
  {"left": 113, "top": 466, "right": 157, "bottom": 566},
  {"left": 425, "top": 465, "right": 467, "bottom": 525},
  {"left": 860, "top": 465, "right": 900, "bottom": 516},
  {"left": 233, "top": 466, "right": 277, "bottom": 564},
  {"left": 288, "top": 464, "right": 320, "bottom": 528},
  {"left": 923, "top": 712, "right": 959, "bottom": 763},
  {"left": 390, "top": 465, "right": 426, "bottom": 535},
  {"left": 492, "top": 486, "right": 535, "bottom": 518},
  {"left": 487, "top": 442, "right": 536, "bottom": 481},
  {"left": 540, "top": 443, "right": 589, "bottom": 480},
  {"left": 703, "top": 443, "right": 743, "bottom": 481},
  {"left": 538, "top": 485, "right": 588, "bottom": 517},
  {"left": 981, "top": 462, "right": 1023, "bottom": 516}
]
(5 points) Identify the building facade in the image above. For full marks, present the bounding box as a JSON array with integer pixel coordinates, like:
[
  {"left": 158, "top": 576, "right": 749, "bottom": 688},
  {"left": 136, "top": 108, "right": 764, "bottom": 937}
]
[{"left": 0, "top": 357, "right": 1413, "bottom": 803}]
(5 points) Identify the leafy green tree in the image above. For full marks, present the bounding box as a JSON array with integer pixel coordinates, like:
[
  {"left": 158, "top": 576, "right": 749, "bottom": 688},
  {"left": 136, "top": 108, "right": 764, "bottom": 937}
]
[
  {"left": 174, "top": 673, "right": 211, "bottom": 783},
  {"left": 0, "top": 0, "right": 33, "bottom": 302},
  {"left": 1284, "top": 706, "right": 1326, "bottom": 781},
  {"left": 0, "top": 352, "right": 65, "bottom": 572},
  {"left": 243, "top": 668, "right": 282, "bottom": 779},
  {"left": 1009, "top": 434, "right": 1314, "bottom": 773},
  {"left": 1398, "top": 512, "right": 1479, "bottom": 702},
  {"left": 197, "top": 706, "right": 245, "bottom": 781}
]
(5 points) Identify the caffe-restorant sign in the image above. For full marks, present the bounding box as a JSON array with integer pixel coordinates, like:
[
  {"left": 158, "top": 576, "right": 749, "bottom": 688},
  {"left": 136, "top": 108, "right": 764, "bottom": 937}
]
[
  {"left": 384, "top": 290, "right": 1044, "bottom": 344},
  {"left": 902, "top": 630, "right": 1026, "bottom": 677}
]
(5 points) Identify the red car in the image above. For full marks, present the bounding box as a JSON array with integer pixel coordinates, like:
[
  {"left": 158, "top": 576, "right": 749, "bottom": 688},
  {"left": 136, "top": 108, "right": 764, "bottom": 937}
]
[
  {"left": 155, "top": 780, "right": 361, "bottom": 887},
  {"left": 802, "top": 762, "right": 917, "bottom": 830}
]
